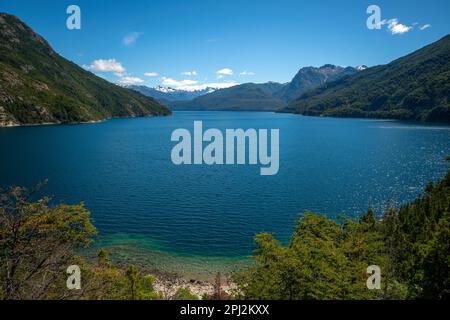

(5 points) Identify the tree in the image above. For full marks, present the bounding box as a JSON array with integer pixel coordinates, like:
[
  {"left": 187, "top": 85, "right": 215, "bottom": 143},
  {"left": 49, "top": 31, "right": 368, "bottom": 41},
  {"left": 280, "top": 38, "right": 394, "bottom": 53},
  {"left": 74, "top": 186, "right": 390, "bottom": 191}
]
[
  {"left": 0, "top": 185, "right": 161, "bottom": 300},
  {"left": 360, "top": 207, "right": 376, "bottom": 226},
  {"left": 382, "top": 170, "right": 450, "bottom": 299},
  {"left": 234, "top": 213, "right": 385, "bottom": 300},
  {"left": 234, "top": 170, "right": 449, "bottom": 300},
  {"left": 173, "top": 288, "right": 199, "bottom": 300},
  {"left": 0, "top": 185, "right": 96, "bottom": 299}
]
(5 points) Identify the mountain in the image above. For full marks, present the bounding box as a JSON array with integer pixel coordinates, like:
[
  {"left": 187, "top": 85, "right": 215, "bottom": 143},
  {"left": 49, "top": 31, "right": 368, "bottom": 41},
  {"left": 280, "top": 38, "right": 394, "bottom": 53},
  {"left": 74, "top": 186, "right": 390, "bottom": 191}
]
[
  {"left": 0, "top": 13, "right": 170, "bottom": 127},
  {"left": 172, "top": 82, "right": 287, "bottom": 111},
  {"left": 275, "top": 64, "right": 359, "bottom": 102},
  {"left": 127, "top": 85, "right": 214, "bottom": 105},
  {"left": 356, "top": 65, "right": 368, "bottom": 71},
  {"left": 283, "top": 35, "right": 450, "bottom": 122},
  {"left": 173, "top": 65, "right": 360, "bottom": 112}
]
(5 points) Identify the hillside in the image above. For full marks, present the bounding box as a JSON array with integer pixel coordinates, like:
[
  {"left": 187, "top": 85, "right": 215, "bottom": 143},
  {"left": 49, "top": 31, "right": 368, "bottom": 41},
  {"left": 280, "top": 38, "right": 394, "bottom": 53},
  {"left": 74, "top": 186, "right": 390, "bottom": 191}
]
[
  {"left": 284, "top": 35, "right": 450, "bottom": 122},
  {"left": 172, "top": 82, "right": 287, "bottom": 111},
  {"left": 275, "top": 64, "right": 359, "bottom": 102},
  {"left": 0, "top": 13, "right": 171, "bottom": 127}
]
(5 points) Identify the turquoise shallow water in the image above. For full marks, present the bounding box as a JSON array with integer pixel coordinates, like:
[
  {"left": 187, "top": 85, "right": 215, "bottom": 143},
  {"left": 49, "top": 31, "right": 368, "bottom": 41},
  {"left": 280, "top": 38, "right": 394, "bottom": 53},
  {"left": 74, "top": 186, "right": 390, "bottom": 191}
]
[{"left": 1, "top": 112, "right": 449, "bottom": 276}]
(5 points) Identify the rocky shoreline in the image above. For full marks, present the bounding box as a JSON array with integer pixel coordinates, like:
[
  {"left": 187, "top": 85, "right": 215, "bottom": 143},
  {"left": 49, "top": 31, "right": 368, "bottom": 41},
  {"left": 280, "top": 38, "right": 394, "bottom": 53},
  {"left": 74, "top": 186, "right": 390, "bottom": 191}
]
[
  {"left": 153, "top": 274, "right": 238, "bottom": 299},
  {"left": 0, "top": 115, "right": 162, "bottom": 128},
  {"left": 0, "top": 118, "right": 104, "bottom": 128}
]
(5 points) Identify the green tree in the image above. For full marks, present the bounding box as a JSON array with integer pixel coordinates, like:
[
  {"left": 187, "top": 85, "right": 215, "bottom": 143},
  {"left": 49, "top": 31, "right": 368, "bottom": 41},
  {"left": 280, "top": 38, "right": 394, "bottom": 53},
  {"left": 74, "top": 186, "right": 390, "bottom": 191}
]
[
  {"left": 234, "top": 213, "right": 386, "bottom": 300},
  {"left": 173, "top": 288, "right": 199, "bottom": 300},
  {"left": 0, "top": 185, "right": 161, "bottom": 300},
  {"left": 235, "top": 170, "right": 449, "bottom": 300},
  {"left": 0, "top": 185, "right": 96, "bottom": 299}
]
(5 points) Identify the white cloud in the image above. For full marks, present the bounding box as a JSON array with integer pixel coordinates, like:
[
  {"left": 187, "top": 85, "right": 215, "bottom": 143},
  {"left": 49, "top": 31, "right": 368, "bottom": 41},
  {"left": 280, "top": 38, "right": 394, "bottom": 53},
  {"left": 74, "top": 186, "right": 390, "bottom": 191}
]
[
  {"left": 161, "top": 77, "right": 198, "bottom": 87},
  {"left": 240, "top": 71, "right": 255, "bottom": 76},
  {"left": 144, "top": 72, "right": 159, "bottom": 77},
  {"left": 118, "top": 76, "right": 145, "bottom": 85},
  {"left": 383, "top": 19, "right": 412, "bottom": 35},
  {"left": 160, "top": 77, "right": 238, "bottom": 91},
  {"left": 122, "top": 32, "right": 142, "bottom": 46},
  {"left": 420, "top": 24, "right": 432, "bottom": 31},
  {"left": 216, "top": 68, "right": 233, "bottom": 76},
  {"left": 84, "top": 59, "right": 126, "bottom": 73},
  {"left": 181, "top": 70, "right": 198, "bottom": 76}
]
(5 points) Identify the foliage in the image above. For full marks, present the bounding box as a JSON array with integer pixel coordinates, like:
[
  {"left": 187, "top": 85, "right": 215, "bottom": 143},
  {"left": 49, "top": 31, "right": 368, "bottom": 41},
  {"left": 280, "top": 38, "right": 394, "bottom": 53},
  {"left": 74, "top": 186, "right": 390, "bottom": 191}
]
[
  {"left": 173, "top": 287, "right": 199, "bottom": 300},
  {"left": 234, "top": 170, "right": 450, "bottom": 300},
  {"left": 233, "top": 212, "right": 386, "bottom": 300},
  {"left": 0, "top": 185, "right": 161, "bottom": 300},
  {"left": 384, "top": 173, "right": 450, "bottom": 299},
  {"left": 0, "top": 184, "right": 96, "bottom": 299}
]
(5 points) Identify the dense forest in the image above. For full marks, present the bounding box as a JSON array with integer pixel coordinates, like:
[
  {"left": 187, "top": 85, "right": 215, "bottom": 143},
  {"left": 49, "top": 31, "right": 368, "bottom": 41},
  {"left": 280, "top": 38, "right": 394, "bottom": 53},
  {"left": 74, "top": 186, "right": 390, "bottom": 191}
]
[{"left": 1, "top": 166, "right": 449, "bottom": 300}]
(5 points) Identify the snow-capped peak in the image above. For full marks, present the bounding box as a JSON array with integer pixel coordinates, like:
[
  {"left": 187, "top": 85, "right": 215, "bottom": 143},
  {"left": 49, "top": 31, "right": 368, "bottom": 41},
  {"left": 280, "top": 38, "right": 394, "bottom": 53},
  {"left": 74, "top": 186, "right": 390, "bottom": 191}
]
[
  {"left": 155, "top": 86, "right": 177, "bottom": 93},
  {"left": 155, "top": 86, "right": 220, "bottom": 94}
]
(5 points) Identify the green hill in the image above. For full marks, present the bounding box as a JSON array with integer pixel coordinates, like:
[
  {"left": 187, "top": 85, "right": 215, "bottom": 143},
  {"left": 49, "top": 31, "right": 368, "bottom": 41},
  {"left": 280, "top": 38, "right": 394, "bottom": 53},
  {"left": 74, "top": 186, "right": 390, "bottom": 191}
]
[
  {"left": 172, "top": 82, "right": 287, "bottom": 111},
  {"left": 284, "top": 35, "right": 450, "bottom": 122},
  {"left": 0, "top": 13, "right": 171, "bottom": 127}
]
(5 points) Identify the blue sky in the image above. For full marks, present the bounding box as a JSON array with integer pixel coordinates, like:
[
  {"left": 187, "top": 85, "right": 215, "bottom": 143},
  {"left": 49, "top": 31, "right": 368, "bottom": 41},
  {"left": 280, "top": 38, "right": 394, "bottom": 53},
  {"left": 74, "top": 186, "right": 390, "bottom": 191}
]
[{"left": 1, "top": 0, "right": 449, "bottom": 90}]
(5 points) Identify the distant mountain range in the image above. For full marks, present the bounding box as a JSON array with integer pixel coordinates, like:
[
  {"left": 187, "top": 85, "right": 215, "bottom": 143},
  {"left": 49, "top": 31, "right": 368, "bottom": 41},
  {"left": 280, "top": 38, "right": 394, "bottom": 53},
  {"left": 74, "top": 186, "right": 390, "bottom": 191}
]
[
  {"left": 171, "top": 82, "right": 287, "bottom": 111},
  {"left": 133, "top": 65, "right": 362, "bottom": 111},
  {"left": 0, "top": 13, "right": 170, "bottom": 127},
  {"left": 126, "top": 85, "right": 217, "bottom": 105},
  {"left": 283, "top": 35, "right": 450, "bottom": 122}
]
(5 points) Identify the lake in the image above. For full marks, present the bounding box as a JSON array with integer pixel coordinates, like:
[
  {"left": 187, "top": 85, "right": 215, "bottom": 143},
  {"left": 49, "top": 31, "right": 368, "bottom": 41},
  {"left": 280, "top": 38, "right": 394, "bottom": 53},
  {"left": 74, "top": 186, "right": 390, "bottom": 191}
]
[{"left": 1, "top": 112, "right": 449, "bottom": 278}]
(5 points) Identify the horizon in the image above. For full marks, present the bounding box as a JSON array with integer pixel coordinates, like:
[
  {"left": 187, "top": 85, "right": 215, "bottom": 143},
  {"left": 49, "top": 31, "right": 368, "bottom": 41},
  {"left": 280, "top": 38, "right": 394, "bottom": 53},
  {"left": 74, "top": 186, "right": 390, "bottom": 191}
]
[{"left": 1, "top": 0, "right": 450, "bottom": 91}]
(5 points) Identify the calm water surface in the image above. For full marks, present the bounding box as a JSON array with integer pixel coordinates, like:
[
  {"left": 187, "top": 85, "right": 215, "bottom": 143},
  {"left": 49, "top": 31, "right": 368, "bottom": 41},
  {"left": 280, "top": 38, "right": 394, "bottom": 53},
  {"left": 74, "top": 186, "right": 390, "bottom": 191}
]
[{"left": 1, "top": 112, "right": 449, "bottom": 277}]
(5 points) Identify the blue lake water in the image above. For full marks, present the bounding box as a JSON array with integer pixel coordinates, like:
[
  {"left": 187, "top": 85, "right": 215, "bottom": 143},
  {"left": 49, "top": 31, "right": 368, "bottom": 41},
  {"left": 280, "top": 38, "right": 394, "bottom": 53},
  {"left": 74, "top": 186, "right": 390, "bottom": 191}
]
[{"left": 0, "top": 112, "right": 449, "bottom": 276}]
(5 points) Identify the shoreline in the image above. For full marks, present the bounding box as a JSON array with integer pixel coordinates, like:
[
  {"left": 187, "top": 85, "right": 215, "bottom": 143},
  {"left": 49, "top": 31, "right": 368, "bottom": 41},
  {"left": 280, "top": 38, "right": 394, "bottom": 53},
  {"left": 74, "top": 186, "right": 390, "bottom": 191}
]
[
  {"left": 2, "top": 111, "right": 449, "bottom": 129},
  {"left": 94, "top": 248, "right": 251, "bottom": 282},
  {"left": 85, "top": 245, "right": 247, "bottom": 298},
  {"left": 0, "top": 113, "right": 172, "bottom": 128},
  {"left": 153, "top": 273, "right": 237, "bottom": 299},
  {"left": 0, "top": 119, "right": 103, "bottom": 128},
  {"left": 0, "top": 118, "right": 107, "bottom": 128},
  {"left": 86, "top": 239, "right": 252, "bottom": 281}
]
